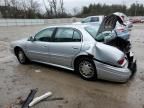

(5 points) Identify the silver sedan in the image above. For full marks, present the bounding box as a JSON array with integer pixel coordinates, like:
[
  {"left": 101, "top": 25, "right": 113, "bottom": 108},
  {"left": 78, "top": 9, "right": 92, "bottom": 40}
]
[{"left": 10, "top": 24, "right": 136, "bottom": 83}]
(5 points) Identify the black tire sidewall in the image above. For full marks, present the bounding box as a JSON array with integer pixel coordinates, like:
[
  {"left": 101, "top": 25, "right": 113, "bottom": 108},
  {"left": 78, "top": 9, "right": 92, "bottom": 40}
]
[{"left": 16, "top": 49, "right": 27, "bottom": 64}]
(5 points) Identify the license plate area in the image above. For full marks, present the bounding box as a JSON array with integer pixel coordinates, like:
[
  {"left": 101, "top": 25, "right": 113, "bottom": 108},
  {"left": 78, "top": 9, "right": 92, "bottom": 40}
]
[{"left": 126, "top": 51, "right": 137, "bottom": 76}]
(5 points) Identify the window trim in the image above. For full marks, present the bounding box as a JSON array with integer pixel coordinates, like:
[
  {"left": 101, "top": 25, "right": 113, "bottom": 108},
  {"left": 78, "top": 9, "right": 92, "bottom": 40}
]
[{"left": 52, "top": 27, "right": 83, "bottom": 42}]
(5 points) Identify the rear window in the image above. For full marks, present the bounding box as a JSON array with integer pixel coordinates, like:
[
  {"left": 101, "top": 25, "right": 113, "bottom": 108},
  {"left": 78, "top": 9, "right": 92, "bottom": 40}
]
[{"left": 85, "top": 26, "right": 98, "bottom": 39}]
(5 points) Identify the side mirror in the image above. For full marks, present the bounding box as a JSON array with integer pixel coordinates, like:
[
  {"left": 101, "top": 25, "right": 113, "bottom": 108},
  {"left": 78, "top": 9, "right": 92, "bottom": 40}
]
[{"left": 28, "top": 36, "right": 35, "bottom": 41}]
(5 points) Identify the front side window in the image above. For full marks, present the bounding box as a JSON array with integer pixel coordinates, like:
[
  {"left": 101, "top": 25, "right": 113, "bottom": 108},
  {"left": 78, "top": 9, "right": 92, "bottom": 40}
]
[
  {"left": 34, "top": 28, "right": 55, "bottom": 42},
  {"left": 54, "top": 28, "right": 81, "bottom": 42}
]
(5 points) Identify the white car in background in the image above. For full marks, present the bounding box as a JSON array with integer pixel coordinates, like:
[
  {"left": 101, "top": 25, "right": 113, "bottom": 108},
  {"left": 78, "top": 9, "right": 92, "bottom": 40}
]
[
  {"left": 74, "top": 15, "right": 130, "bottom": 40},
  {"left": 74, "top": 16, "right": 104, "bottom": 25},
  {"left": 75, "top": 12, "right": 133, "bottom": 30}
]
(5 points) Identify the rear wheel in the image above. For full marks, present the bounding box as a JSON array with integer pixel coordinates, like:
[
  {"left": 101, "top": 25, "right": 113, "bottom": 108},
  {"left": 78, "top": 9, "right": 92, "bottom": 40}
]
[
  {"left": 16, "top": 49, "right": 29, "bottom": 64},
  {"left": 76, "top": 57, "right": 97, "bottom": 80}
]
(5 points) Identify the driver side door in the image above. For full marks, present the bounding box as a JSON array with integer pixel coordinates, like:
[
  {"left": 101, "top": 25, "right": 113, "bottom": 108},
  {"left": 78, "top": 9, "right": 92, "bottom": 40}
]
[{"left": 25, "top": 28, "right": 55, "bottom": 63}]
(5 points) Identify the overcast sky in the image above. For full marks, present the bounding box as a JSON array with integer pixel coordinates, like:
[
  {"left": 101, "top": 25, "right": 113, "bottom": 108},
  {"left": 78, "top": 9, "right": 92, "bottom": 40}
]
[{"left": 41, "top": 0, "right": 144, "bottom": 13}]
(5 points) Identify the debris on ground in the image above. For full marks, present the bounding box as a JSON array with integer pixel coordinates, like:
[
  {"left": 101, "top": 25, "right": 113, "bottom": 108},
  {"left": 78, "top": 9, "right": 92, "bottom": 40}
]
[
  {"left": 15, "top": 96, "right": 24, "bottom": 105},
  {"left": 22, "top": 89, "right": 38, "bottom": 108},
  {"left": 5, "top": 104, "right": 15, "bottom": 108},
  {"left": 44, "top": 97, "right": 64, "bottom": 101},
  {"left": 5, "top": 89, "right": 64, "bottom": 108},
  {"left": 35, "top": 69, "right": 41, "bottom": 73},
  {"left": 29, "top": 92, "right": 52, "bottom": 107}
]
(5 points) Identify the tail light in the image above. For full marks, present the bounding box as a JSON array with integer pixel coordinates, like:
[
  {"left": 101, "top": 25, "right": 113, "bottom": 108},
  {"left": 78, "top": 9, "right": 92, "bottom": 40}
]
[
  {"left": 121, "top": 16, "right": 124, "bottom": 21},
  {"left": 118, "top": 57, "right": 125, "bottom": 65},
  {"left": 117, "top": 28, "right": 125, "bottom": 32}
]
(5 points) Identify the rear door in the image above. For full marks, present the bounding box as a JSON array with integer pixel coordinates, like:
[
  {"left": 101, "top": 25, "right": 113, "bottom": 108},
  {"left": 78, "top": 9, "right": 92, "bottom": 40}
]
[{"left": 48, "top": 27, "right": 82, "bottom": 68}]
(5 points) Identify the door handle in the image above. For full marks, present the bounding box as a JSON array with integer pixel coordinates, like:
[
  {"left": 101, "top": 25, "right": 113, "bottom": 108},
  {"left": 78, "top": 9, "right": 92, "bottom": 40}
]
[
  {"left": 72, "top": 47, "right": 79, "bottom": 49},
  {"left": 43, "top": 46, "right": 47, "bottom": 47}
]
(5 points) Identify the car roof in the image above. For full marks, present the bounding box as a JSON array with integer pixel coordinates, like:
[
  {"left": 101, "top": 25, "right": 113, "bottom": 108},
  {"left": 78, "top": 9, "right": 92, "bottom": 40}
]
[
  {"left": 44, "top": 24, "right": 93, "bottom": 30},
  {"left": 86, "top": 15, "right": 104, "bottom": 17},
  {"left": 85, "top": 16, "right": 104, "bottom": 19}
]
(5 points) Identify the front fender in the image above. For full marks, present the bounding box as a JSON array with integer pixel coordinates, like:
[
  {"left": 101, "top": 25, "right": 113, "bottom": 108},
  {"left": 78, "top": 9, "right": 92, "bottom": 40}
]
[{"left": 10, "top": 38, "right": 28, "bottom": 54}]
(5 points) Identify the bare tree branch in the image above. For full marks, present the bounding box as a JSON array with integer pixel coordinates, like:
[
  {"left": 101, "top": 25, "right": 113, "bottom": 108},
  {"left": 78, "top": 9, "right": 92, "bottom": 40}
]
[
  {"left": 47, "top": 0, "right": 57, "bottom": 16},
  {"left": 52, "top": 0, "right": 57, "bottom": 16},
  {"left": 20, "top": 0, "right": 28, "bottom": 18},
  {"left": 47, "top": 0, "right": 54, "bottom": 16},
  {"left": 60, "top": 0, "right": 64, "bottom": 14},
  {"left": 43, "top": 0, "right": 51, "bottom": 17}
]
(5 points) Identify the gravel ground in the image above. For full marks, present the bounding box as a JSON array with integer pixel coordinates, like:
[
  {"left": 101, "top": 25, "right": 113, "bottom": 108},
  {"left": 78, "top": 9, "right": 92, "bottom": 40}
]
[{"left": 0, "top": 24, "right": 144, "bottom": 108}]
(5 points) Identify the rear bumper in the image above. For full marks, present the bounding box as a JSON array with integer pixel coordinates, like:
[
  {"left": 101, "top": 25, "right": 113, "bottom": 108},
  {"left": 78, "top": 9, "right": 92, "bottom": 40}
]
[
  {"left": 94, "top": 60, "right": 132, "bottom": 82},
  {"left": 94, "top": 52, "right": 137, "bottom": 82}
]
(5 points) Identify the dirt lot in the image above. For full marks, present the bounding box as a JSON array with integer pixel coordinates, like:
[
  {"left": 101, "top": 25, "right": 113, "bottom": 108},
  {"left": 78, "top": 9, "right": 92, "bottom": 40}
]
[{"left": 0, "top": 24, "right": 144, "bottom": 108}]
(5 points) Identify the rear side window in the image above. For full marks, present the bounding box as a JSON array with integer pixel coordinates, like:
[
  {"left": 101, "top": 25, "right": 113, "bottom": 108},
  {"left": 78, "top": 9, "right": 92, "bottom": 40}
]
[
  {"left": 73, "top": 30, "right": 81, "bottom": 42},
  {"left": 54, "top": 28, "right": 81, "bottom": 42}
]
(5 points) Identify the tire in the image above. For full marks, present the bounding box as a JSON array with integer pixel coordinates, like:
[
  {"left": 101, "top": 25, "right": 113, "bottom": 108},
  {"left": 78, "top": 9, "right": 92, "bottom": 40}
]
[
  {"left": 76, "top": 57, "right": 97, "bottom": 80},
  {"left": 16, "top": 49, "right": 29, "bottom": 64}
]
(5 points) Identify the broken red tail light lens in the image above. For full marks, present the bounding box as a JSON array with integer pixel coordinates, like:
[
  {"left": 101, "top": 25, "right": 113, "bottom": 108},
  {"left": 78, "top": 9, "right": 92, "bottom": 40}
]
[
  {"left": 118, "top": 57, "right": 125, "bottom": 65},
  {"left": 117, "top": 28, "right": 125, "bottom": 32}
]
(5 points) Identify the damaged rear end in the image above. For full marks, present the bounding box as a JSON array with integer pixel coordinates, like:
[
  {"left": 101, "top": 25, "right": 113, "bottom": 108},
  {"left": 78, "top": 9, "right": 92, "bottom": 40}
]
[
  {"left": 93, "top": 42, "right": 132, "bottom": 82},
  {"left": 126, "top": 52, "right": 137, "bottom": 77},
  {"left": 95, "top": 14, "right": 137, "bottom": 81}
]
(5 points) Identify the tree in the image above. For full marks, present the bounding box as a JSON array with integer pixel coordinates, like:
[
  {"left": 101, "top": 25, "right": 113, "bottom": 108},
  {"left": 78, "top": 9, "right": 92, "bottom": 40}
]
[
  {"left": 47, "top": 0, "right": 54, "bottom": 16},
  {"left": 51, "top": 0, "right": 57, "bottom": 16},
  {"left": 79, "top": 3, "right": 144, "bottom": 17},
  {"left": 4, "top": 0, "right": 9, "bottom": 6},
  {"left": 59, "top": 0, "right": 64, "bottom": 14},
  {"left": 20, "top": 0, "right": 28, "bottom": 18},
  {"left": 3, "top": 0, "right": 10, "bottom": 17},
  {"left": 27, "top": 0, "right": 40, "bottom": 18},
  {"left": 43, "top": 0, "right": 50, "bottom": 17},
  {"left": 10, "top": 0, "right": 18, "bottom": 18},
  {"left": 73, "top": 7, "right": 79, "bottom": 16}
]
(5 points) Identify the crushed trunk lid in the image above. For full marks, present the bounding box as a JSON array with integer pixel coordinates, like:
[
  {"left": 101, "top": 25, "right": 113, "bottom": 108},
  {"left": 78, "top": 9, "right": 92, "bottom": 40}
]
[{"left": 97, "top": 14, "right": 125, "bottom": 36}]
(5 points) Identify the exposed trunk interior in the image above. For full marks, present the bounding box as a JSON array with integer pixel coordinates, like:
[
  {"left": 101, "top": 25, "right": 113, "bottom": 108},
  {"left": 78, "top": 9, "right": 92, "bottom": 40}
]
[{"left": 105, "top": 37, "right": 131, "bottom": 53}]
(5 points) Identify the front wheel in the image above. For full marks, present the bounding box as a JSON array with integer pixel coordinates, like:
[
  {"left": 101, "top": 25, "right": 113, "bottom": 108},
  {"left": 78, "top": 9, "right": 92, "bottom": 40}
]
[
  {"left": 76, "top": 58, "right": 97, "bottom": 80},
  {"left": 16, "top": 49, "right": 29, "bottom": 64}
]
